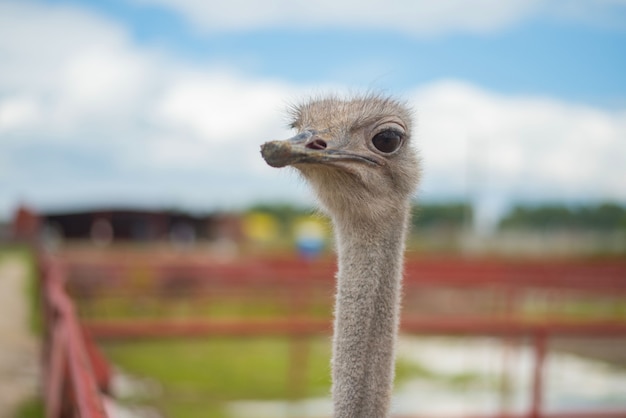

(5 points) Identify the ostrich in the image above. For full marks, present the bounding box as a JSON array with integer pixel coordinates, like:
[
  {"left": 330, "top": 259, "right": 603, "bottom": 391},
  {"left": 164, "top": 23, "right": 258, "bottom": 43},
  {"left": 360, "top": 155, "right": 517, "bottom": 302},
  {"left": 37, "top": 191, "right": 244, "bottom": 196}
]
[{"left": 260, "top": 94, "right": 420, "bottom": 418}]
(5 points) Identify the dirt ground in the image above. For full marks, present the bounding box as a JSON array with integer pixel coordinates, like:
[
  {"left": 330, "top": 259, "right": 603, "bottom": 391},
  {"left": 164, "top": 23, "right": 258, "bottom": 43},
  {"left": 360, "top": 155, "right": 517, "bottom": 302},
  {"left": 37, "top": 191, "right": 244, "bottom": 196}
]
[{"left": 0, "top": 254, "right": 40, "bottom": 418}]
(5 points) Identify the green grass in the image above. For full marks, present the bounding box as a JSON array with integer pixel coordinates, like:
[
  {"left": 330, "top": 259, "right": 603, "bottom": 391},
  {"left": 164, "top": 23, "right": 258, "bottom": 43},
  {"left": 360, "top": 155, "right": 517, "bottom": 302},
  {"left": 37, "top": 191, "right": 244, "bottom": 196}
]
[
  {"left": 77, "top": 295, "right": 332, "bottom": 322},
  {"left": 103, "top": 336, "right": 332, "bottom": 418},
  {"left": 102, "top": 336, "right": 489, "bottom": 418},
  {"left": 13, "top": 396, "right": 44, "bottom": 418},
  {"left": 395, "top": 357, "right": 496, "bottom": 389},
  {"left": 103, "top": 337, "right": 499, "bottom": 418}
]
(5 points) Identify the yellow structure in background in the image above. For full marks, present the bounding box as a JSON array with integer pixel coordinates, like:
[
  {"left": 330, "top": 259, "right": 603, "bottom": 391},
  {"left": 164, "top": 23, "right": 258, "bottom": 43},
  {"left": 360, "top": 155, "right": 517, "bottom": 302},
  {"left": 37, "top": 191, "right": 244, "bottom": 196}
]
[
  {"left": 293, "top": 216, "right": 328, "bottom": 242},
  {"left": 242, "top": 212, "right": 280, "bottom": 244},
  {"left": 242, "top": 212, "right": 331, "bottom": 253}
]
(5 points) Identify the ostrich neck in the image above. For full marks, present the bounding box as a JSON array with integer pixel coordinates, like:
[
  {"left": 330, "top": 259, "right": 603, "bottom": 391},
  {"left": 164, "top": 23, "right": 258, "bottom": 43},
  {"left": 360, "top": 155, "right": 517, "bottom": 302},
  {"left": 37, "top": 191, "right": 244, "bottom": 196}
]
[{"left": 331, "top": 206, "right": 410, "bottom": 418}]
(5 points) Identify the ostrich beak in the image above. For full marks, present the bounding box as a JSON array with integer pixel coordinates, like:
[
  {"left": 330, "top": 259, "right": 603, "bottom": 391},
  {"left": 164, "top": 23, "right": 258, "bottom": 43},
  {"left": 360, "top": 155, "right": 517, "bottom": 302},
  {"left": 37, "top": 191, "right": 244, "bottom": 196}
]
[
  {"left": 261, "top": 130, "right": 380, "bottom": 168},
  {"left": 260, "top": 130, "right": 327, "bottom": 168}
]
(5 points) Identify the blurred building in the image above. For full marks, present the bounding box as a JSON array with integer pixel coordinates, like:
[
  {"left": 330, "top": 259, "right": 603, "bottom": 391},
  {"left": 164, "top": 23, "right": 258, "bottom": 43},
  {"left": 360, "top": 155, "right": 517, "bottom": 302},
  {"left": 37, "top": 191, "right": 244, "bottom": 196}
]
[
  {"left": 10, "top": 206, "right": 242, "bottom": 246},
  {"left": 11, "top": 205, "right": 41, "bottom": 243}
]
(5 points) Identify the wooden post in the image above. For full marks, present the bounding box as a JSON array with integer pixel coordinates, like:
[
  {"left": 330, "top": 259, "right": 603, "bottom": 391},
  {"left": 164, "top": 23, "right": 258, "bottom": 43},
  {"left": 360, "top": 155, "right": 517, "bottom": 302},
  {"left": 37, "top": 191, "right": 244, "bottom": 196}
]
[{"left": 530, "top": 333, "right": 547, "bottom": 418}]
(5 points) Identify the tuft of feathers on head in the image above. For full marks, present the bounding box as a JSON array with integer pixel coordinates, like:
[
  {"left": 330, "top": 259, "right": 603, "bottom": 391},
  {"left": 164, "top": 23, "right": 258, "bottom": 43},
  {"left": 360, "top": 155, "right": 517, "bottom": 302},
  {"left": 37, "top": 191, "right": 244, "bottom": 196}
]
[{"left": 285, "top": 93, "right": 413, "bottom": 133}]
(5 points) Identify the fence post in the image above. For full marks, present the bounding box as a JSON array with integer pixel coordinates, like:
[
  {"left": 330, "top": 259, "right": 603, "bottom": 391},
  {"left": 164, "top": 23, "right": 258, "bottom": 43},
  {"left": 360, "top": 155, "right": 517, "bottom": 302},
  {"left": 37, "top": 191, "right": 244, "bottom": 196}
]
[
  {"left": 40, "top": 255, "right": 110, "bottom": 418},
  {"left": 530, "top": 332, "right": 547, "bottom": 418}
]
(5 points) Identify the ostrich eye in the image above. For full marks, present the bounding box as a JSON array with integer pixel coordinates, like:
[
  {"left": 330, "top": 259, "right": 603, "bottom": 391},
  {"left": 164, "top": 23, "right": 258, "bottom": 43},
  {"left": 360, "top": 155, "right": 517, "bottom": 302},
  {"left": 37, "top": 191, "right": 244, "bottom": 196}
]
[{"left": 371, "top": 129, "right": 403, "bottom": 153}]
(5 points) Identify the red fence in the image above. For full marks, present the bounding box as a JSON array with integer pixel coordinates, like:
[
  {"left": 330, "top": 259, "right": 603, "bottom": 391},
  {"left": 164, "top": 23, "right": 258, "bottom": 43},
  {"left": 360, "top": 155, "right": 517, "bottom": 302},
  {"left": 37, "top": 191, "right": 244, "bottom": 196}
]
[
  {"left": 40, "top": 255, "right": 111, "bottom": 418},
  {"left": 41, "top": 251, "right": 626, "bottom": 418}
]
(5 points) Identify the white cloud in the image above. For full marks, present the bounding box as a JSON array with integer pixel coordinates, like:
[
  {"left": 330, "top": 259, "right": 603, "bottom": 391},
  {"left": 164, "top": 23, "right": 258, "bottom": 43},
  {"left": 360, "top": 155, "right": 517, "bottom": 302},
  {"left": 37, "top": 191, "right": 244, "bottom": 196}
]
[
  {"left": 0, "top": 1, "right": 129, "bottom": 92},
  {"left": 129, "top": 0, "right": 626, "bottom": 36},
  {"left": 0, "top": 1, "right": 157, "bottom": 141},
  {"left": 130, "top": 0, "right": 537, "bottom": 35},
  {"left": 412, "top": 80, "right": 626, "bottom": 204},
  {"left": 0, "top": 96, "right": 41, "bottom": 133},
  {"left": 63, "top": 48, "right": 146, "bottom": 109},
  {"left": 154, "top": 72, "right": 293, "bottom": 143}
]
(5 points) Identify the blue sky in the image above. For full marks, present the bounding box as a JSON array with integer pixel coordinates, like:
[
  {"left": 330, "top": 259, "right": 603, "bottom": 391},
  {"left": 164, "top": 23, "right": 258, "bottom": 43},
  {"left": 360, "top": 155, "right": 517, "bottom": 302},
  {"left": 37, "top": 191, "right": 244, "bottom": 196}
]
[
  {"left": 1, "top": 0, "right": 626, "bottom": 226},
  {"left": 43, "top": 0, "right": 626, "bottom": 105}
]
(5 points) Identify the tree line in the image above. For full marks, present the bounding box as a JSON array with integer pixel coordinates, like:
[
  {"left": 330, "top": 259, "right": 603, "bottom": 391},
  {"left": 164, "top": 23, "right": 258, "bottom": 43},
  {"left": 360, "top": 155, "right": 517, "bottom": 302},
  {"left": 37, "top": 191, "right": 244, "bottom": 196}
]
[
  {"left": 248, "top": 202, "right": 626, "bottom": 232},
  {"left": 498, "top": 203, "right": 626, "bottom": 231}
]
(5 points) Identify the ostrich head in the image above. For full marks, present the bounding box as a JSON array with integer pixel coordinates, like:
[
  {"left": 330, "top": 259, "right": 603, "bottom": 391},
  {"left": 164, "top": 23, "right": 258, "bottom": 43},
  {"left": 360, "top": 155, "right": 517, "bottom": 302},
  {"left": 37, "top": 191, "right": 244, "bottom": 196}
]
[{"left": 261, "top": 95, "right": 420, "bottom": 223}]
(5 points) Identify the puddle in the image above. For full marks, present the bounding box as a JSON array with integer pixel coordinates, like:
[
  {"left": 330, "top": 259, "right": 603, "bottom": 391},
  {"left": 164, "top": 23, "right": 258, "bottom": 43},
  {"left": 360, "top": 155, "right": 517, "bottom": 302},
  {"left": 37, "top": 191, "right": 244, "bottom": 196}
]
[
  {"left": 227, "top": 336, "right": 626, "bottom": 417},
  {"left": 106, "top": 369, "right": 163, "bottom": 418}
]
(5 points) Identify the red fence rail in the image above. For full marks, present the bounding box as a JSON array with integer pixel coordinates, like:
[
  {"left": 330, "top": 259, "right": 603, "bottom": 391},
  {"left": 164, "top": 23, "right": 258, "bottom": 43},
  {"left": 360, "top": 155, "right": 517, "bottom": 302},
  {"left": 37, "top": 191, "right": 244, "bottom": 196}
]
[
  {"left": 42, "top": 252, "right": 626, "bottom": 418},
  {"left": 40, "top": 255, "right": 112, "bottom": 418}
]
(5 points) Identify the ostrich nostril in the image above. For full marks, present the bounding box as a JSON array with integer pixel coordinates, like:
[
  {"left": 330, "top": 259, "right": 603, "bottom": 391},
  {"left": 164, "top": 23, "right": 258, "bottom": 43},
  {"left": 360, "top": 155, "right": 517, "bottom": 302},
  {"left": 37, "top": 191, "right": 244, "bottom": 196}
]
[{"left": 306, "top": 138, "right": 327, "bottom": 150}]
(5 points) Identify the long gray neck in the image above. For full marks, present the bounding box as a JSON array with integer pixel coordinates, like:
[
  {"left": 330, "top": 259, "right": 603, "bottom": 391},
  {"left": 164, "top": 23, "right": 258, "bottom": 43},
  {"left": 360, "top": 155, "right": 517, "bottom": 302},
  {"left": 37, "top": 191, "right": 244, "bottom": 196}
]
[{"left": 331, "top": 205, "right": 410, "bottom": 418}]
